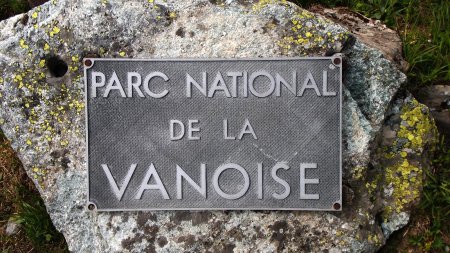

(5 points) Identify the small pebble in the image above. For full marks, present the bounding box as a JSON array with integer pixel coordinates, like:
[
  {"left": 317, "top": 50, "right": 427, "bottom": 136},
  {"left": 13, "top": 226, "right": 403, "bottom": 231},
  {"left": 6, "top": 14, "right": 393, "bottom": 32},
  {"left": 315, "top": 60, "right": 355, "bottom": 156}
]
[{"left": 5, "top": 219, "right": 20, "bottom": 236}]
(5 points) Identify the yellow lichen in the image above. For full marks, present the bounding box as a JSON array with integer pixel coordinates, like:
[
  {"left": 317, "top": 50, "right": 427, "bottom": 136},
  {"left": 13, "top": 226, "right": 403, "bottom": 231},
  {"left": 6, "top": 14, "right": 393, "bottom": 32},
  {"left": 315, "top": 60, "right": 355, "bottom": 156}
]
[
  {"left": 397, "top": 99, "right": 436, "bottom": 150},
  {"left": 49, "top": 26, "right": 60, "bottom": 37},
  {"left": 368, "top": 234, "right": 380, "bottom": 245},
  {"left": 366, "top": 179, "right": 378, "bottom": 197},
  {"left": 69, "top": 55, "right": 80, "bottom": 72},
  {"left": 13, "top": 74, "right": 22, "bottom": 82},
  {"left": 384, "top": 151, "right": 396, "bottom": 159},
  {"left": 252, "top": 0, "right": 288, "bottom": 12},
  {"left": 39, "top": 59, "right": 46, "bottom": 68},
  {"left": 169, "top": 11, "right": 177, "bottom": 19},
  {"left": 380, "top": 98, "right": 437, "bottom": 218},
  {"left": 6, "top": 5, "right": 140, "bottom": 188},
  {"left": 19, "top": 39, "right": 29, "bottom": 49},
  {"left": 352, "top": 166, "right": 365, "bottom": 180},
  {"left": 385, "top": 159, "right": 421, "bottom": 214},
  {"left": 274, "top": 7, "right": 349, "bottom": 55}
]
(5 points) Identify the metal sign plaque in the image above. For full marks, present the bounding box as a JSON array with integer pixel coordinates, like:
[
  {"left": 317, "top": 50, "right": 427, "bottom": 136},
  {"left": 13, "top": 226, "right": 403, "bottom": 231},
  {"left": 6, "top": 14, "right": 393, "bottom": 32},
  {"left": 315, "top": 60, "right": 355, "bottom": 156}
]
[{"left": 85, "top": 57, "right": 342, "bottom": 211}]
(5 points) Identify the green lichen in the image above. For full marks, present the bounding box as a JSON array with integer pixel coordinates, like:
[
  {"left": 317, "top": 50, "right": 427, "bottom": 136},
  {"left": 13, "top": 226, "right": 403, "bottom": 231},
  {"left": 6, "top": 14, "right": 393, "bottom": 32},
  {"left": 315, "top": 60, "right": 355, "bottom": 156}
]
[
  {"left": 19, "top": 39, "right": 29, "bottom": 49},
  {"left": 268, "top": 6, "right": 350, "bottom": 55},
  {"left": 385, "top": 159, "right": 421, "bottom": 214},
  {"left": 49, "top": 26, "right": 60, "bottom": 37},
  {"left": 146, "top": 0, "right": 168, "bottom": 11},
  {"left": 366, "top": 174, "right": 381, "bottom": 201},
  {"left": 30, "top": 6, "right": 42, "bottom": 29},
  {"left": 352, "top": 166, "right": 365, "bottom": 180},
  {"left": 252, "top": 0, "right": 288, "bottom": 12},
  {"left": 380, "top": 98, "right": 438, "bottom": 218},
  {"left": 397, "top": 99, "right": 436, "bottom": 151},
  {"left": 3, "top": 22, "right": 85, "bottom": 188}
]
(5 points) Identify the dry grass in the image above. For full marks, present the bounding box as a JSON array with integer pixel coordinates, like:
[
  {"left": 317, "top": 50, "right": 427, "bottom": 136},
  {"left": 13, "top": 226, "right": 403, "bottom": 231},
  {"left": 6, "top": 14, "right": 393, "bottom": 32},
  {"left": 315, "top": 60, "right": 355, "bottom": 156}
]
[
  {"left": 0, "top": 131, "right": 68, "bottom": 253},
  {"left": 381, "top": 211, "right": 450, "bottom": 253},
  {"left": 0, "top": 132, "right": 35, "bottom": 252}
]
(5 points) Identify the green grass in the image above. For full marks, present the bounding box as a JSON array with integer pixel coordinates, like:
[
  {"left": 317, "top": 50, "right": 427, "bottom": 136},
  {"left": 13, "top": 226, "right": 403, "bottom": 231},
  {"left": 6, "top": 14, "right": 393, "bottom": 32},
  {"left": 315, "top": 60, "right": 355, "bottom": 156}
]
[
  {"left": 11, "top": 186, "right": 68, "bottom": 252},
  {"left": 0, "top": 0, "right": 30, "bottom": 20},
  {"left": 412, "top": 136, "right": 450, "bottom": 251},
  {"left": 294, "top": 0, "right": 449, "bottom": 88},
  {"left": 400, "top": 0, "right": 449, "bottom": 87},
  {"left": 0, "top": 130, "right": 68, "bottom": 253}
]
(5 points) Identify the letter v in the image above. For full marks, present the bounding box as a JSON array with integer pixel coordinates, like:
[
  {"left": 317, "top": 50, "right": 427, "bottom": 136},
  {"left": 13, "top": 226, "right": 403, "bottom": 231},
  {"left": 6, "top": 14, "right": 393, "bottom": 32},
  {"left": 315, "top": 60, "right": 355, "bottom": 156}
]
[{"left": 102, "top": 164, "right": 137, "bottom": 201}]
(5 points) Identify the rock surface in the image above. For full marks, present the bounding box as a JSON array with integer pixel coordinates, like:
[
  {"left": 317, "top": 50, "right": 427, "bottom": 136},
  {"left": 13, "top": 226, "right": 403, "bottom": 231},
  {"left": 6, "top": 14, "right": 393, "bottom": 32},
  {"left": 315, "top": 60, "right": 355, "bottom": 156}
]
[
  {"left": 415, "top": 85, "right": 450, "bottom": 142},
  {"left": 0, "top": 0, "right": 437, "bottom": 252},
  {"left": 5, "top": 219, "right": 20, "bottom": 236},
  {"left": 311, "top": 6, "right": 409, "bottom": 72}
]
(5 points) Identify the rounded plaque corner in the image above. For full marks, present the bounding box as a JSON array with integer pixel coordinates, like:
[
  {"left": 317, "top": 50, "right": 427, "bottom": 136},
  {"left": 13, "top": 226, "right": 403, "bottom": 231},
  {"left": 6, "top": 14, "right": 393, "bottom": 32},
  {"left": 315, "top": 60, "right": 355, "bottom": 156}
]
[
  {"left": 87, "top": 201, "right": 97, "bottom": 211},
  {"left": 333, "top": 201, "right": 342, "bottom": 211},
  {"left": 83, "top": 58, "right": 94, "bottom": 69},
  {"left": 331, "top": 54, "right": 342, "bottom": 67}
]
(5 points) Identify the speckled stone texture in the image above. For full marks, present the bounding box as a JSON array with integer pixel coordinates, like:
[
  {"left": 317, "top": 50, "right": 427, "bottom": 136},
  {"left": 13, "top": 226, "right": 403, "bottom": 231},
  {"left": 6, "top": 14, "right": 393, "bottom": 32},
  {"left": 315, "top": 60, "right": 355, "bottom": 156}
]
[{"left": 0, "top": 0, "right": 438, "bottom": 252}]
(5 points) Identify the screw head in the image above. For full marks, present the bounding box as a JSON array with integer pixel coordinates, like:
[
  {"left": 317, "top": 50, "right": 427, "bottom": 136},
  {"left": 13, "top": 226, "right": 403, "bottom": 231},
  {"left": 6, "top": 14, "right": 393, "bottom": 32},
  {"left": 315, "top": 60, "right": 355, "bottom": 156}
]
[
  {"left": 84, "top": 59, "right": 93, "bottom": 67},
  {"left": 333, "top": 202, "right": 341, "bottom": 210},
  {"left": 88, "top": 203, "right": 95, "bottom": 211},
  {"left": 333, "top": 57, "right": 341, "bottom": 65}
]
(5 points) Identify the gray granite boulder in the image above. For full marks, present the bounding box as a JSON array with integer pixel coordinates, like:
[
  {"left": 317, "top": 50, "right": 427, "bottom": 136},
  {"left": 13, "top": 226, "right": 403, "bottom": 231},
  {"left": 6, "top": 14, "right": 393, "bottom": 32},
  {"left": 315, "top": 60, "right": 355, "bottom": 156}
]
[{"left": 0, "top": 0, "right": 438, "bottom": 252}]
